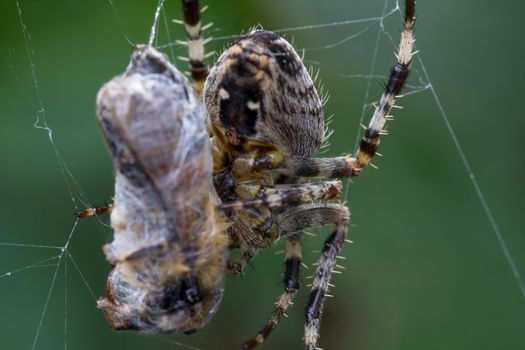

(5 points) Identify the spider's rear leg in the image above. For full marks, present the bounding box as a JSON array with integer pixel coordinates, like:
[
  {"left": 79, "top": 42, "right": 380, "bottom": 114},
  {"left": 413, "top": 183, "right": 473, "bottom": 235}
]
[
  {"left": 241, "top": 203, "right": 350, "bottom": 349},
  {"left": 241, "top": 236, "right": 302, "bottom": 349},
  {"left": 298, "top": 205, "right": 349, "bottom": 350}
]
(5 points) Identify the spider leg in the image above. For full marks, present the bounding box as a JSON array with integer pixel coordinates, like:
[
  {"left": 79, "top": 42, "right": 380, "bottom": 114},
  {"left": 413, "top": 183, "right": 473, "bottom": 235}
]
[
  {"left": 305, "top": 1, "right": 415, "bottom": 178},
  {"left": 75, "top": 204, "right": 113, "bottom": 218},
  {"left": 218, "top": 180, "right": 342, "bottom": 213},
  {"left": 178, "top": 0, "right": 211, "bottom": 96},
  {"left": 224, "top": 180, "right": 342, "bottom": 276},
  {"left": 240, "top": 203, "right": 349, "bottom": 349},
  {"left": 227, "top": 248, "right": 257, "bottom": 275},
  {"left": 241, "top": 236, "right": 302, "bottom": 349},
  {"left": 300, "top": 205, "right": 349, "bottom": 350}
]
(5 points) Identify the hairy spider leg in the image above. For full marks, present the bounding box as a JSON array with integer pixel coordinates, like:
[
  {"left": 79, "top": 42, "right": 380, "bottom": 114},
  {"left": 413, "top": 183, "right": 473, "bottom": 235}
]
[
  {"left": 220, "top": 180, "right": 343, "bottom": 275},
  {"left": 350, "top": 0, "right": 415, "bottom": 176},
  {"left": 242, "top": 203, "right": 349, "bottom": 349},
  {"left": 226, "top": 248, "right": 257, "bottom": 276},
  {"left": 218, "top": 180, "right": 342, "bottom": 213},
  {"left": 241, "top": 236, "right": 302, "bottom": 349},
  {"left": 75, "top": 171, "right": 336, "bottom": 220},
  {"left": 76, "top": 205, "right": 113, "bottom": 218},
  {"left": 177, "top": 0, "right": 212, "bottom": 96},
  {"left": 302, "top": 205, "right": 349, "bottom": 350}
]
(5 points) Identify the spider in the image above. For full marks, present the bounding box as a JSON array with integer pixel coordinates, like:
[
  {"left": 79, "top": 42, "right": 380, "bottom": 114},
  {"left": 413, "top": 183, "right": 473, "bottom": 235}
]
[{"left": 77, "top": 0, "right": 416, "bottom": 349}]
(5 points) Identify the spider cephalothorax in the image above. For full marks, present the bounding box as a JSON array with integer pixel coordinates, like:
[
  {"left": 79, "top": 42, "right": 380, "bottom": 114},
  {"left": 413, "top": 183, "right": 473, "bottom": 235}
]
[{"left": 78, "top": 0, "right": 416, "bottom": 349}]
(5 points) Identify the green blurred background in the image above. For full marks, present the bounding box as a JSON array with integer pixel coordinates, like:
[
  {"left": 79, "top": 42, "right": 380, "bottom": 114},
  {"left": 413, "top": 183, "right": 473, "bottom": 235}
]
[{"left": 1, "top": 0, "right": 524, "bottom": 349}]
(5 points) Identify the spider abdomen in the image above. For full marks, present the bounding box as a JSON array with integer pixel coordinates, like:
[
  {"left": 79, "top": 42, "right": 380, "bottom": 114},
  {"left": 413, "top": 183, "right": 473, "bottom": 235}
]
[{"left": 205, "top": 30, "right": 324, "bottom": 159}]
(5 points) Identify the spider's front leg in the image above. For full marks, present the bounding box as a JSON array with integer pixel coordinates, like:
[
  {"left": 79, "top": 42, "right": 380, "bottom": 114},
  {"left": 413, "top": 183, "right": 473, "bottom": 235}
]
[
  {"left": 287, "top": 3, "right": 415, "bottom": 180},
  {"left": 295, "top": 205, "right": 349, "bottom": 350}
]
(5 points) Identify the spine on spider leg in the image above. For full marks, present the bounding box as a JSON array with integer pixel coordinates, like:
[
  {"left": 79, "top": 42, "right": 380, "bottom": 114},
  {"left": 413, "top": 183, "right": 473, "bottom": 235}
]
[
  {"left": 305, "top": 208, "right": 350, "bottom": 350},
  {"left": 180, "top": 0, "right": 209, "bottom": 94},
  {"left": 352, "top": 0, "right": 416, "bottom": 175},
  {"left": 217, "top": 181, "right": 342, "bottom": 212}
]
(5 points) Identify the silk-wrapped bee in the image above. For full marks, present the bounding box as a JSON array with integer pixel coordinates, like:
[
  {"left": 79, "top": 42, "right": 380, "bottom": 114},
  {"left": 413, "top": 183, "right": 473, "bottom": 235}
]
[
  {"left": 89, "top": 45, "right": 229, "bottom": 334},
  {"left": 78, "top": 0, "right": 416, "bottom": 348}
]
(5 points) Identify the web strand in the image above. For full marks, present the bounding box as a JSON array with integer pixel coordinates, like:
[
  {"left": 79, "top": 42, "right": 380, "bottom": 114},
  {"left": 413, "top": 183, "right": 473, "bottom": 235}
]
[
  {"left": 162, "top": 7, "right": 177, "bottom": 62},
  {"left": 148, "top": 0, "right": 166, "bottom": 47},
  {"left": 0, "top": 242, "right": 63, "bottom": 249},
  {"left": 31, "top": 255, "right": 62, "bottom": 350},
  {"left": 66, "top": 251, "right": 99, "bottom": 303},
  {"left": 0, "top": 256, "right": 60, "bottom": 279},
  {"left": 106, "top": 0, "right": 134, "bottom": 46},
  {"left": 416, "top": 56, "right": 525, "bottom": 301},
  {"left": 64, "top": 255, "right": 68, "bottom": 350}
]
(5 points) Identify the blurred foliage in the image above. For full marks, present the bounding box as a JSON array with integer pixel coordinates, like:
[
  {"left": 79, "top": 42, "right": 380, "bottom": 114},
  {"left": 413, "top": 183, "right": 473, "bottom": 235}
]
[{"left": 0, "top": 0, "right": 524, "bottom": 349}]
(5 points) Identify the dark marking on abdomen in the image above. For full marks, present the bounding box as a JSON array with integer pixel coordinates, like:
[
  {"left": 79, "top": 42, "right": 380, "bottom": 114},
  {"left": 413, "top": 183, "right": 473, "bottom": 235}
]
[{"left": 219, "top": 72, "right": 263, "bottom": 138}]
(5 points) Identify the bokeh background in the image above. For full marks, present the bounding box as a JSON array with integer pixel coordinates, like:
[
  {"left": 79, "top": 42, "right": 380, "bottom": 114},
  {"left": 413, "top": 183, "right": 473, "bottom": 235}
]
[{"left": 1, "top": 0, "right": 524, "bottom": 349}]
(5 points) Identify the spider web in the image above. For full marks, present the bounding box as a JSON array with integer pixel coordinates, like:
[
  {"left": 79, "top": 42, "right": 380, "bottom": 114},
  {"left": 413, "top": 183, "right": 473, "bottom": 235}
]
[{"left": 1, "top": 0, "right": 523, "bottom": 349}]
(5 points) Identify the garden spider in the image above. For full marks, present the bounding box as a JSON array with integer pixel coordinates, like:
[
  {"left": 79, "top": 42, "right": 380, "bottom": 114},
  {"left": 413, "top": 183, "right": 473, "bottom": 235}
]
[{"left": 78, "top": 0, "right": 416, "bottom": 349}]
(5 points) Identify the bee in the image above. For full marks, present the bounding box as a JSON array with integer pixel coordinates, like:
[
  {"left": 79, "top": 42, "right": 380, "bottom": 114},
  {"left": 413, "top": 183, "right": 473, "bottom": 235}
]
[{"left": 78, "top": 0, "right": 416, "bottom": 348}]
